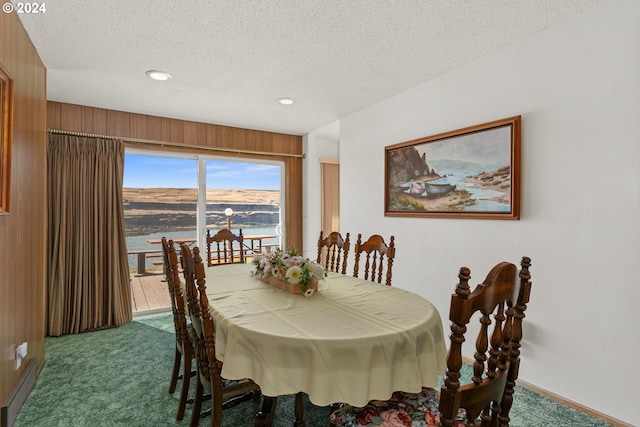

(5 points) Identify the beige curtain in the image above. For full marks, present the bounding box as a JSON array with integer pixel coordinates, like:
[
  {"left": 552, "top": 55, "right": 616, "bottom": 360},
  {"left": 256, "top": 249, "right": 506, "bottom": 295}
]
[
  {"left": 321, "top": 160, "right": 340, "bottom": 234},
  {"left": 47, "top": 133, "right": 132, "bottom": 336}
]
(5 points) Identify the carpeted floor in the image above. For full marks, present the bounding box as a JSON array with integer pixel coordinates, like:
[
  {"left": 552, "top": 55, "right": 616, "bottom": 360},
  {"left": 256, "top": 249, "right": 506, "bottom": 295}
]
[{"left": 15, "top": 313, "right": 613, "bottom": 426}]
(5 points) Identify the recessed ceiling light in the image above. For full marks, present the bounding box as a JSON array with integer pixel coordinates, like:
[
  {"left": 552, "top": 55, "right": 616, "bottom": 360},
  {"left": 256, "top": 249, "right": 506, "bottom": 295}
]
[
  {"left": 145, "top": 70, "right": 172, "bottom": 81},
  {"left": 277, "top": 97, "right": 295, "bottom": 106}
]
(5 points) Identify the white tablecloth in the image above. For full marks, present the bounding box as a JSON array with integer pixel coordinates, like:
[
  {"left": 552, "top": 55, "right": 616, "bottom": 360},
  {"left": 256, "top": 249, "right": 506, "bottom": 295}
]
[{"left": 205, "top": 263, "right": 446, "bottom": 407}]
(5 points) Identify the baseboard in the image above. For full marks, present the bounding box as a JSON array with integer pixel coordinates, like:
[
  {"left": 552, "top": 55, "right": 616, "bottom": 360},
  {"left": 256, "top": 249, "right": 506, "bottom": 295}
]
[
  {"left": 516, "top": 378, "right": 633, "bottom": 427},
  {"left": 1, "top": 358, "right": 37, "bottom": 427},
  {"left": 132, "top": 307, "right": 171, "bottom": 318},
  {"left": 460, "top": 356, "right": 631, "bottom": 427}
]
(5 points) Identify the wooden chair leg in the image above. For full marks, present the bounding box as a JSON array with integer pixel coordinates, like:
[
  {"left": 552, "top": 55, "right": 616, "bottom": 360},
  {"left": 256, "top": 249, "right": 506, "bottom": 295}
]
[
  {"left": 190, "top": 378, "right": 204, "bottom": 427},
  {"left": 255, "top": 396, "right": 276, "bottom": 427},
  {"left": 294, "top": 392, "right": 306, "bottom": 427},
  {"left": 169, "top": 347, "right": 181, "bottom": 394},
  {"left": 212, "top": 379, "right": 223, "bottom": 427},
  {"left": 176, "top": 348, "right": 193, "bottom": 421}
]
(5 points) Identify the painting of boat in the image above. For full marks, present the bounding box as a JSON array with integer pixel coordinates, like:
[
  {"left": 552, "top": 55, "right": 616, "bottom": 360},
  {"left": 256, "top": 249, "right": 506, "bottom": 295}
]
[{"left": 385, "top": 116, "right": 520, "bottom": 218}]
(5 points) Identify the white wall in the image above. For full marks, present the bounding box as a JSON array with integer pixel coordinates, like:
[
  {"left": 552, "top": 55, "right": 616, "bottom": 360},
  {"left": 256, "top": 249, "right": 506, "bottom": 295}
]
[{"left": 306, "top": 0, "right": 639, "bottom": 423}]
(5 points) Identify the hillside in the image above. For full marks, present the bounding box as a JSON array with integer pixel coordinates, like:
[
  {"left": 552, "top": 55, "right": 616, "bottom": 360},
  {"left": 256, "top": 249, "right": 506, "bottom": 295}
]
[{"left": 123, "top": 188, "right": 280, "bottom": 236}]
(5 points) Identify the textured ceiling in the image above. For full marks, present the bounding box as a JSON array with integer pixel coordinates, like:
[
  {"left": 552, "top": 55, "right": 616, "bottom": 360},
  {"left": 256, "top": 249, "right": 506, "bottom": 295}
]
[{"left": 16, "top": 0, "right": 603, "bottom": 136}]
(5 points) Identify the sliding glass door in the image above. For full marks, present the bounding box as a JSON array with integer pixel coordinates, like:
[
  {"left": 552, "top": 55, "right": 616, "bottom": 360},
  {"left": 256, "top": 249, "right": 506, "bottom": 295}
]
[
  {"left": 202, "top": 157, "right": 283, "bottom": 253},
  {"left": 123, "top": 152, "right": 198, "bottom": 274},
  {"left": 123, "top": 150, "right": 284, "bottom": 275}
]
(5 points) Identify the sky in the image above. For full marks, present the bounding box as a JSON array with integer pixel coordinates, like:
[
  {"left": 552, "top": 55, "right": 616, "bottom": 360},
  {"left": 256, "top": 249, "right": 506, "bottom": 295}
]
[
  {"left": 123, "top": 154, "right": 281, "bottom": 190},
  {"left": 416, "top": 125, "right": 512, "bottom": 167}
]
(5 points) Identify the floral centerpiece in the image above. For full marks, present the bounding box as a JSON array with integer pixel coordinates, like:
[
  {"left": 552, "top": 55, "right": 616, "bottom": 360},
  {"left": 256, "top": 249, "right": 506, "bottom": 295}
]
[{"left": 251, "top": 248, "right": 326, "bottom": 297}]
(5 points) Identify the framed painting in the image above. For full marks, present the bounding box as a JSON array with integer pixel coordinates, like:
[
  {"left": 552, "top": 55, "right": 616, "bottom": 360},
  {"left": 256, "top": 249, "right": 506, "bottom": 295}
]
[
  {"left": 0, "top": 62, "right": 13, "bottom": 215},
  {"left": 384, "top": 116, "right": 521, "bottom": 220}
]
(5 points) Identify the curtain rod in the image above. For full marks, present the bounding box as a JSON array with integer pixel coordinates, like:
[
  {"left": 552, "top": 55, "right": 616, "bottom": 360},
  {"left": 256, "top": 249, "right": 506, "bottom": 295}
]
[
  {"left": 48, "top": 129, "right": 120, "bottom": 140},
  {"left": 47, "top": 129, "right": 306, "bottom": 159}
]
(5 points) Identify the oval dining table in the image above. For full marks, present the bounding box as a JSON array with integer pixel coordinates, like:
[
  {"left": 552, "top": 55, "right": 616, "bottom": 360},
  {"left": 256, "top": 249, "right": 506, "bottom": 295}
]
[{"left": 205, "top": 263, "right": 447, "bottom": 426}]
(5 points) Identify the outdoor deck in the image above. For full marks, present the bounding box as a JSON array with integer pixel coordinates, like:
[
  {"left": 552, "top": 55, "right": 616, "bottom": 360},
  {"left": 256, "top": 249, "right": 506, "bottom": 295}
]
[
  {"left": 129, "top": 250, "right": 269, "bottom": 315},
  {"left": 130, "top": 270, "right": 171, "bottom": 315}
]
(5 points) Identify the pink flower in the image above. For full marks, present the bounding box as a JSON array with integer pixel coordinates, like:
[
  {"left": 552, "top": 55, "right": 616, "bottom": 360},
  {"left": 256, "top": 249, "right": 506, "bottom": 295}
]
[
  {"left": 356, "top": 408, "right": 379, "bottom": 425},
  {"left": 388, "top": 391, "right": 410, "bottom": 403},
  {"left": 424, "top": 410, "right": 440, "bottom": 426},
  {"left": 379, "top": 409, "right": 413, "bottom": 426}
]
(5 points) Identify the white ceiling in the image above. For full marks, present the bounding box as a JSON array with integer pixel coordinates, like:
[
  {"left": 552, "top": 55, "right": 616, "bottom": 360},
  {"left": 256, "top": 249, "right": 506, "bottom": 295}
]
[{"left": 16, "top": 0, "right": 603, "bottom": 137}]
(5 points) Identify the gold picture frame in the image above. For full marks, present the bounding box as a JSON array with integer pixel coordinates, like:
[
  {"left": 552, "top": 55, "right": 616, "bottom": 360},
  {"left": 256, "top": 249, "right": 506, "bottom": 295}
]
[
  {"left": 0, "top": 62, "right": 14, "bottom": 215},
  {"left": 384, "top": 116, "right": 521, "bottom": 220}
]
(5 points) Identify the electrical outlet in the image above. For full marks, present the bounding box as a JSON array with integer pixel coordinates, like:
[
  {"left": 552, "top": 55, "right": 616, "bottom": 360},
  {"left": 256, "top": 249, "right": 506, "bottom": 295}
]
[
  {"left": 14, "top": 347, "right": 21, "bottom": 370},
  {"left": 18, "top": 342, "right": 28, "bottom": 357},
  {"left": 14, "top": 342, "right": 28, "bottom": 370}
]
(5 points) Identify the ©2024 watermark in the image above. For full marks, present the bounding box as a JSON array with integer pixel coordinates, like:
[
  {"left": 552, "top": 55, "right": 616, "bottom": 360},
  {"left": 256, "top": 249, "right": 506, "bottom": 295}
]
[{"left": 3, "top": 2, "right": 47, "bottom": 14}]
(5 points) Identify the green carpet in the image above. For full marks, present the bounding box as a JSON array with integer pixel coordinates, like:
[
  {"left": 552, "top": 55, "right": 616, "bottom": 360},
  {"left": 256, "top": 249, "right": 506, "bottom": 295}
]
[{"left": 14, "top": 313, "right": 613, "bottom": 426}]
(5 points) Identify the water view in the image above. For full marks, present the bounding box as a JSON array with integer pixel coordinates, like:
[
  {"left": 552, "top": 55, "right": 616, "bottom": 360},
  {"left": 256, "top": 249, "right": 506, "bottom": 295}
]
[{"left": 427, "top": 166, "right": 511, "bottom": 212}]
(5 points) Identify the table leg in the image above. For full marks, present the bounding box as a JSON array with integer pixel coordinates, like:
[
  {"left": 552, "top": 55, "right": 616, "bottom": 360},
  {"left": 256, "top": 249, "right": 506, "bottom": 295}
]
[
  {"left": 294, "top": 392, "right": 306, "bottom": 427},
  {"left": 254, "top": 394, "right": 305, "bottom": 427},
  {"left": 255, "top": 396, "right": 276, "bottom": 427}
]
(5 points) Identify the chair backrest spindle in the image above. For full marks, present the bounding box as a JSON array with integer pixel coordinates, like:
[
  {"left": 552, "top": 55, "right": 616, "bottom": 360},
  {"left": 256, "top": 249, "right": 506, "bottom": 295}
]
[
  {"left": 498, "top": 256, "right": 532, "bottom": 425},
  {"left": 353, "top": 234, "right": 395, "bottom": 286},
  {"left": 206, "top": 228, "right": 245, "bottom": 266},
  {"left": 161, "top": 238, "right": 190, "bottom": 354},
  {"left": 316, "top": 231, "right": 350, "bottom": 274}
]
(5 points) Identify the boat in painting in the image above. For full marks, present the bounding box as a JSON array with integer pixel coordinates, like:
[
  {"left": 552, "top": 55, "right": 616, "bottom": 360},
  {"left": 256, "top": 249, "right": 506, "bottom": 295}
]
[
  {"left": 424, "top": 183, "right": 456, "bottom": 197},
  {"left": 399, "top": 181, "right": 426, "bottom": 195},
  {"left": 398, "top": 180, "right": 456, "bottom": 198}
]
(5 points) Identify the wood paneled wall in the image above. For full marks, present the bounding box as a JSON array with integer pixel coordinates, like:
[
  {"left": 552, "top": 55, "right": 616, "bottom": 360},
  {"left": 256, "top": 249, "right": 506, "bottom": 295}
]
[
  {"left": 47, "top": 102, "right": 304, "bottom": 250},
  {"left": 0, "top": 12, "right": 47, "bottom": 404}
]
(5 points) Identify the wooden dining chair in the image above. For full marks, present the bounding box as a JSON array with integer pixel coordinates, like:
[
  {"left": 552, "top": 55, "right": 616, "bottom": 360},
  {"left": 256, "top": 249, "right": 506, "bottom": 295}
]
[
  {"left": 206, "top": 228, "right": 245, "bottom": 266},
  {"left": 352, "top": 234, "right": 396, "bottom": 286},
  {"left": 161, "top": 238, "right": 195, "bottom": 421},
  {"left": 331, "top": 257, "right": 532, "bottom": 427},
  {"left": 317, "top": 231, "right": 350, "bottom": 274},
  {"left": 180, "top": 244, "right": 261, "bottom": 427}
]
